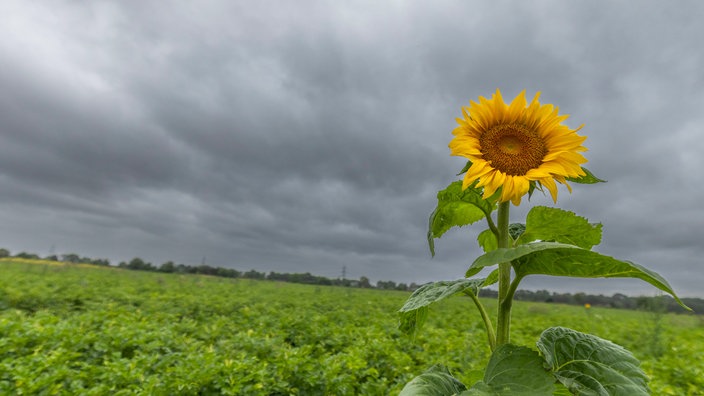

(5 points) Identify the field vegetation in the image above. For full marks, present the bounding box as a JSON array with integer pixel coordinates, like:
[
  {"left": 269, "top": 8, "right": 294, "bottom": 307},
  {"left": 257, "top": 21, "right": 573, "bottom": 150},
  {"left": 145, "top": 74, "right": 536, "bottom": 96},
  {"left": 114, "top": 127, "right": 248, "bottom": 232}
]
[{"left": 1, "top": 259, "right": 702, "bottom": 395}]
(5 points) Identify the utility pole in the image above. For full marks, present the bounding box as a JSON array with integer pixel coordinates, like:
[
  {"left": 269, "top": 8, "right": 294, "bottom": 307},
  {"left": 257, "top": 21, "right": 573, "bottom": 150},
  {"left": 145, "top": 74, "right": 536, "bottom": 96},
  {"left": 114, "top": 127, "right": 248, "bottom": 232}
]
[{"left": 341, "top": 265, "right": 346, "bottom": 280}]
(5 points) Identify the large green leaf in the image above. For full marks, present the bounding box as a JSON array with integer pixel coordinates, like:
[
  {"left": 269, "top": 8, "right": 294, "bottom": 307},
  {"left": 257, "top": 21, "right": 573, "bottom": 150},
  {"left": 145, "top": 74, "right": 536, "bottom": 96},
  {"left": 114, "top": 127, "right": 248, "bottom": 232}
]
[
  {"left": 516, "top": 206, "right": 602, "bottom": 249},
  {"left": 467, "top": 242, "right": 689, "bottom": 309},
  {"left": 428, "top": 181, "right": 495, "bottom": 256},
  {"left": 399, "top": 278, "right": 488, "bottom": 335},
  {"left": 537, "top": 327, "right": 649, "bottom": 396},
  {"left": 566, "top": 167, "right": 606, "bottom": 184},
  {"left": 466, "top": 242, "right": 579, "bottom": 277},
  {"left": 512, "top": 247, "right": 689, "bottom": 309},
  {"left": 461, "top": 344, "right": 554, "bottom": 395},
  {"left": 466, "top": 242, "right": 689, "bottom": 309},
  {"left": 399, "top": 364, "right": 467, "bottom": 396}
]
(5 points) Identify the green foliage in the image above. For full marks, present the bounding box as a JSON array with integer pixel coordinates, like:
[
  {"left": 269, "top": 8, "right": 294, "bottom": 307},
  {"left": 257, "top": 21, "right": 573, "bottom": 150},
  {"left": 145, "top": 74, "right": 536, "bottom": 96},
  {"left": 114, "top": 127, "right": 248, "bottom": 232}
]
[
  {"left": 508, "top": 223, "right": 526, "bottom": 241},
  {"left": 478, "top": 223, "right": 525, "bottom": 253},
  {"left": 467, "top": 242, "right": 689, "bottom": 309},
  {"left": 0, "top": 261, "right": 422, "bottom": 395},
  {"left": 516, "top": 206, "right": 602, "bottom": 249},
  {"left": 477, "top": 229, "right": 498, "bottom": 253},
  {"left": 566, "top": 167, "right": 606, "bottom": 184},
  {"left": 427, "top": 181, "right": 495, "bottom": 256},
  {"left": 463, "top": 345, "right": 554, "bottom": 396},
  {"left": 1, "top": 260, "right": 702, "bottom": 394},
  {"left": 399, "top": 279, "right": 488, "bottom": 336},
  {"left": 537, "top": 327, "right": 649, "bottom": 396},
  {"left": 399, "top": 364, "right": 467, "bottom": 396},
  {"left": 456, "top": 160, "right": 473, "bottom": 176}
]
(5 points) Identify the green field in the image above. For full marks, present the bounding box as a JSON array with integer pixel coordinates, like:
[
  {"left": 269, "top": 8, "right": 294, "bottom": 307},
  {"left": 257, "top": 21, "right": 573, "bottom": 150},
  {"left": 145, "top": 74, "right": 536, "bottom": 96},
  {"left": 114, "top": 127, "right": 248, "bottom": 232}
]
[{"left": 1, "top": 259, "right": 702, "bottom": 395}]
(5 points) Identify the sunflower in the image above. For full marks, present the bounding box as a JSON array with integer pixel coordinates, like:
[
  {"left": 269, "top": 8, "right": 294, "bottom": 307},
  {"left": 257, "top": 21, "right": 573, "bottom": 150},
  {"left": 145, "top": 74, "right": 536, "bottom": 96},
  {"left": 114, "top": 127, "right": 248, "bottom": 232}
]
[{"left": 449, "top": 89, "right": 588, "bottom": 205}]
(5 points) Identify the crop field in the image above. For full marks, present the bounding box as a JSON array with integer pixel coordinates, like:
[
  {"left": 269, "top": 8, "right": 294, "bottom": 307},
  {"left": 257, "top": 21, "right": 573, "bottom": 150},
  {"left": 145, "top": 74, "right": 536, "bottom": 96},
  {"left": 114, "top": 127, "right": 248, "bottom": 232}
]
[{"left": 1, "top": 259, "right": 702, "bottom": 395}]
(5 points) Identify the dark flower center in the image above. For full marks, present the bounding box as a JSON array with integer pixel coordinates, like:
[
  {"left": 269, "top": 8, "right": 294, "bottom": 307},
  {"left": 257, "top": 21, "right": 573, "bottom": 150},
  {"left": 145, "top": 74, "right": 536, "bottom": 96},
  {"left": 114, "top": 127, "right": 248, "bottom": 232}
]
[{"left": 479, "top": 124, "right": 547, "bottom": 175}]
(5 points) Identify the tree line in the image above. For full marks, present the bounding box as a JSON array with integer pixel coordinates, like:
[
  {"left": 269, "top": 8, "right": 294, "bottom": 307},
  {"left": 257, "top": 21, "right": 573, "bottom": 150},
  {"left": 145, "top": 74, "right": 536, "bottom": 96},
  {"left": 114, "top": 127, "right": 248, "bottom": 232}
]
[
  {"left": 0, "top": 248, "right": 415, "bottom": 290},
  {"left": 478, "top": 288, "right": 703, "bottom": 314},
  {"left": 1, "top": 247, "right": 701, "bottom": 313}
]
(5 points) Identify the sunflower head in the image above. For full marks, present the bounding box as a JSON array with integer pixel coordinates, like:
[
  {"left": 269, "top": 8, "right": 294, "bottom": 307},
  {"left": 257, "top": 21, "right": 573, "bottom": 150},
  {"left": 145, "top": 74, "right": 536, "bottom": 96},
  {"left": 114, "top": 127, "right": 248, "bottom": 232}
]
[{"left": 449, "top": 89, "right": 588, "bottom": 205}]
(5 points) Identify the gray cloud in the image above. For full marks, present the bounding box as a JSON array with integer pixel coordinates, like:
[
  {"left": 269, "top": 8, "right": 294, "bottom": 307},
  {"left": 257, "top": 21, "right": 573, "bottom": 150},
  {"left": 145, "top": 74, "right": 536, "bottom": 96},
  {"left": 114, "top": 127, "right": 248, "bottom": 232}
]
[{"left": 1, "top": 0, "right": 703, "bottom": 296}]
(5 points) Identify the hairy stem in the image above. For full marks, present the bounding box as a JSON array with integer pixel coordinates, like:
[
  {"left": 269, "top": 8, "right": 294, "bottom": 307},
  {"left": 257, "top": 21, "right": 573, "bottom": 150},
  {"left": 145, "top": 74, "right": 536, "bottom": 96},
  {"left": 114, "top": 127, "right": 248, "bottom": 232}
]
[
  {"left": 485, "top": 209, "right": 500, "bottom": 240},
  {"left": 506, "top": 277, "right": 523, "bottom": 305},
  {"left": 496, "top": 201, "right": 512, "bottom": 346},
  {"left": 466, "top": 290, "right": 496, "bottom": 351}
]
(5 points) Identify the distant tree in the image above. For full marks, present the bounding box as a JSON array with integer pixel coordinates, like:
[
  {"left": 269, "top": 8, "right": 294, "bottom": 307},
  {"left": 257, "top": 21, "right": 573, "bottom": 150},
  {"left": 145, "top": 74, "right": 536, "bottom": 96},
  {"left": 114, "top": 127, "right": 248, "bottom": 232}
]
[
  {"left": 195, "top": 265, "right": 219, "bottom": 276},
  {"left": 243, "top": 269, "right": 265, "bottom": 279},
  {"left": 573, "top": 292, "right": 586, "bottom": 305},
  {"left": 127, "top": 257, "right": 145, "bottom": 270},
  {"left": 479, "top": 289, "right": 498, "bottom": 298},
  {"left": 534, "top": 289, "right": 551, "bottom": 302},
  {"left": 159, "top": 261, "right": 176, "bottom": 273},
  {"left": 336, "top": 278, "right": 351, "bottom": 287},
  {"left": 395, "top": 283, "right": 409, "bottom": 291},
  {"left": 376, "top": 280, "right": 397, "bottom": 290},
  {"left": 15, "top": 252, "right": 40, "bottom": 259},
  {"left": 267, "top": 272, "right": 287, "bottom": 281},
  {"left": 174, "top": 264, "right": 188, "bottom": 273},
  {"left": 62, "top": 253, "right": 81, "bottom": 263},
  {"left": 0, "top": 248, "right": 9, "bottom": 258},
  {"left": 216, "top": 267, "right": 240, "bottom": 278},
  {"left": 359, "top": 276, "right": 371, "bottom": 288},
  {"left": 90, "top": 258, "right": 110, "bottom": 266},
  {"left": 175, "top": 264, "right": 195, "bottom": 274},
  {"left": 44, "top": 254, "right": 59, "bottom": 262},
  {"left": 126, "top": 257, "right": 155, "bottom": 271}
]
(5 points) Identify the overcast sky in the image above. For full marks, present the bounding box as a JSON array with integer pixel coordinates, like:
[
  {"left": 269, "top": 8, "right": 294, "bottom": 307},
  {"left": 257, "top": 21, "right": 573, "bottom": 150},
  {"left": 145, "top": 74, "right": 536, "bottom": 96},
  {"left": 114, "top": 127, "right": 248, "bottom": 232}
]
[{"left": 1, "top": 1, "right": 703, "bottom": 298}]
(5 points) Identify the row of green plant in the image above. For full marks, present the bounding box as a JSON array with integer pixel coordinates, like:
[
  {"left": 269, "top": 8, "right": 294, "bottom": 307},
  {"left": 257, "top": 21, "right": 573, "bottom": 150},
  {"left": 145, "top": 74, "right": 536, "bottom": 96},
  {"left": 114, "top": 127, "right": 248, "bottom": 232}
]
[
  {"left": 5, "top": 250, "right": 702, "bottom": 316},
  {"left": 1, "top": 260, "right": 702, "bottom": 395}
]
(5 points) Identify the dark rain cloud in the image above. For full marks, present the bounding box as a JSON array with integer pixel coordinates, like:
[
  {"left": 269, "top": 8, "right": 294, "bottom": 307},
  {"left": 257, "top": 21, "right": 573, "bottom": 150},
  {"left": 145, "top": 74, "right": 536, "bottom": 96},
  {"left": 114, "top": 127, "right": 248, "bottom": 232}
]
[{"left": 1, "top": 0, "right": 703, "bottom": 296}]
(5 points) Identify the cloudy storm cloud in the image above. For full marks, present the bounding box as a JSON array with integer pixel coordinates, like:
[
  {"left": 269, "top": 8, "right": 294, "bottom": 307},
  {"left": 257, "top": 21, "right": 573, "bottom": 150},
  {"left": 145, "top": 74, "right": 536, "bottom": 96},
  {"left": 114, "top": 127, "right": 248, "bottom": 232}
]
[{"left": 1, "top": 1, "right": 703, "bottom": 296}]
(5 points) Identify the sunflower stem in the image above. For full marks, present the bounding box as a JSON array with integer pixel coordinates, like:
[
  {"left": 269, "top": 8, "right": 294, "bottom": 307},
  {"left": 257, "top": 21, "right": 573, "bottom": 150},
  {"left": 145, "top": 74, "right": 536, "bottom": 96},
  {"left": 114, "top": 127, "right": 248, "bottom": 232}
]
[
  {"left": 485, "top": 209, "right": 500, "bottom": 240},
  {"left": 496, "top": 201, "right": 512, "bottom": 346}
]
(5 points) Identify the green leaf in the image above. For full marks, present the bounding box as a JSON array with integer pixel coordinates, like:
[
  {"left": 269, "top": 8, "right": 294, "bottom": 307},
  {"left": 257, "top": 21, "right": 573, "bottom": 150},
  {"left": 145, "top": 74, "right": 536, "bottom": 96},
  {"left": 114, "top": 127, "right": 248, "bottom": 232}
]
[
  {"left": 466, "top": 242, "right": 577, "bottom": 277},
  {"left": 477, "top": 229, "right": 497, "bottom": 253},
  {"left": 399, "top": 278, "right": 487, "bottom": 335},
  {"left": 483, "top": 269, "right": 499, "bottom": 287},
  {"left": 467, "top": 242, "right": 689, "bottom": 309},
  {"left": 537, "top": 327, "right": 649, "bottom": 396},
  {"left": 566, "top": 167, "right": 606, "bottom": 184},
  {"left": 461, "top": 344, "right": 554, "bottom": 396},
  {"left": 399, "top": 364, "right": 467, "bottom": 396},
  {"left": 508, "top": 223, "right": 525, "bottom": 241},
  {"left": 516, "top": 206, "right": 602, "bottom": 249},
  {"left": 527, "top": 181, "right": 537, "bottom": 199},
  {"left": 457, "top": 160, "right": 473, "bottom": 176},
  {"left": 428, "top": 181, "right": 495, "bottom": 256}
]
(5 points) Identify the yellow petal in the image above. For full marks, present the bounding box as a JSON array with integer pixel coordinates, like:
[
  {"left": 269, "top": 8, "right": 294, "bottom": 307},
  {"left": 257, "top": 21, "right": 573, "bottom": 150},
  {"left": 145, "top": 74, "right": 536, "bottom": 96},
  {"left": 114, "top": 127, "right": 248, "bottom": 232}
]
[
  {"left": 540, "top": 177, "right": 559, "bottom": 203},
  {"left": 506, "top": 91, "right": 527, "bottom": 122}
]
